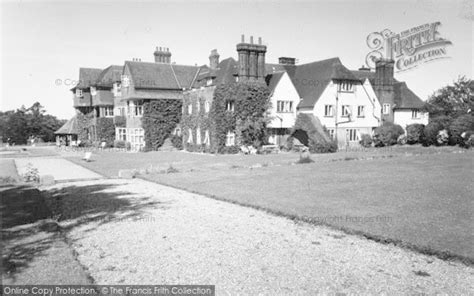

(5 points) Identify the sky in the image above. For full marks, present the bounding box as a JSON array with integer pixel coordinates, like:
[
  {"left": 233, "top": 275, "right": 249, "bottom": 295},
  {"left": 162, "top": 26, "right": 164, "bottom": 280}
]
[{"left": 1, "top": 0, "right": 472, "bottom": 119}]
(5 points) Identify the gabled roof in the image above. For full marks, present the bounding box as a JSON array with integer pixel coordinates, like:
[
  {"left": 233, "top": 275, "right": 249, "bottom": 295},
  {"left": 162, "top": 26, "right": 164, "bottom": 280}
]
[
  {"left": 95, "top": 65, "right": 123, "bottom": 88},
  {"left": 350, "top": 69, "right": 376, "bottom": 83},
  {"left": 125, "top": 61, "right": 199, "bottom": 90},
  {"left": 285, "top": 57, "right": 358, "bottom": 109},
  {"left": 214, "top": 57, "right": 238, "bottom": 85},
  {"left": 266, "top": 71, "right": 285, "bottom": 95},
  {"left": 75, "top": 68, "right": 102, "bottom": 89},
  {"left": 55, "top": 116, "right": 78, "bottom": 135},
  {"left": 394, "top": 82, "right": 425, "bottom": 109}
]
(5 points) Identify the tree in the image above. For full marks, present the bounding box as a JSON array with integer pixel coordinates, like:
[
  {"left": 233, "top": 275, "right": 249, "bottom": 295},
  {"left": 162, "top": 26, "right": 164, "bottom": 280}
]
[{"left": 422, "top": 77, "right": 473, "bottom": 119}]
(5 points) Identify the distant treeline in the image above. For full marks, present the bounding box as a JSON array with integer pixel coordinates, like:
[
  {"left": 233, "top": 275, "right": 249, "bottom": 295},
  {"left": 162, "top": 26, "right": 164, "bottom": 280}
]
[{"left": 0, "top": 102, "right": 67, "bottom": 145}]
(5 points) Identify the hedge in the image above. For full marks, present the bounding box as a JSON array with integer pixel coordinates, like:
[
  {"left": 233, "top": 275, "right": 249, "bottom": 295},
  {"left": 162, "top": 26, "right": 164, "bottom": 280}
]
[
  {"left": 96, "top": 117, "right": 115, "bottom": 146},
  {"left": 406, "top": 123, "right": 425, "bottom": 144},
  {"left": 290, "top": 113, "right": 337, "bottom": 153},
  {"left": 449, "top": 114, "right": 474, "bottom": 146}
]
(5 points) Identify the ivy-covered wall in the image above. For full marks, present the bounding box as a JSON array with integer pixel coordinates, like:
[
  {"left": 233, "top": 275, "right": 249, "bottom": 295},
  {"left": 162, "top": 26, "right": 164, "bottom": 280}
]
[
  {"left": 76, "top": 111, "right": 95, "bottom": 142},
  {"left": 96, "top": 117, "right": 115, "bottom": 146},
  {"left": 182, "top": 81, "right": 271, "bottom": 153},
  {"left": 142, "top": 99, "right": 182, "bottom": 151}
]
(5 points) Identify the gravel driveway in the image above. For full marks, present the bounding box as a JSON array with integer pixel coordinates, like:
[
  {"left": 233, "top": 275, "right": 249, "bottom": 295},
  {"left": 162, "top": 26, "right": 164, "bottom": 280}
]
[{"left": 42, "top": 179, "right": 473, "bottom": 295}]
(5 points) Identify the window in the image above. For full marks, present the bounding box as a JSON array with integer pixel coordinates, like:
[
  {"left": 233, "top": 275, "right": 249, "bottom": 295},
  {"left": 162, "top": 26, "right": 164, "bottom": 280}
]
[
  {"left": 383, "top": 104, "right": 391, "bottom": 115},
  {"left": 346, "top": 129, "right": 359, "bottom": 142},
  {"left": 76, "top": 89, "right": 83, "bottom": 97},
  {"left": 104, "top": 106, "right": 114, "bottom": 117},
  {"left": 225, "top": 131, "right": 235, "bottom": 146},
  {"left": 187, "top": 128, "right": 193, "bottom": 144},
  {"left": 412, "top": 109, "right": 420, "bottom": 119},
  {"left": 116, "top": 128, "right": 127, "bottom": 141},
  {"left": 324, "top": 105, "right": 334, "bottom": 117},
  {"left": 226, "top": 101, "right": 235, "bottom": 112},
  {"left": 204, "top": 130, "right": 210, "bottom": 146},
  {"left": 127, "top": 101, "right": 143, "bottom": 117},
  {"left": 328, "top": 129, "right": 335, "bottom": 140},
  {"left": 339, "top": 81, "right": 354, "bottom": 92},
  {"left": 196, "top": 100, "right": 201, "bottom": 113},
  {"left": 277, "top": 101, "right": 293, "bottom": 113},
  {"left": 188, "top": 103, "right": 193, "bottom": 114},
  {"left": 121, "top": 75, "right": 130, "bottom": 87},
  {"left": 204, "top": 101, "right": 210, "bottom": 113},
  {"left": 90, "top": 87, "right": 97, "bottom": 96},
  {"left": 196, "top": 127, "right": 201, "bottom": 145},
  {"left": 342, "top": 105, "right": 351, "bottom": 117},
  {"left": 206, "top": 78, "right": 213, "bottom": 86},
  {"left": 357, "top": 106, "right": 365, "bottom": 117}
]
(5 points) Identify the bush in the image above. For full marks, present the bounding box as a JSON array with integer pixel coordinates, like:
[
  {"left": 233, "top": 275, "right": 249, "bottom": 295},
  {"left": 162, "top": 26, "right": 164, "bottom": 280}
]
[
  {"left": 219, "top": 145, "right": 240, "bottom": 154},
  {"left": 309, "top": 139, "right": 338, "bottom": 153},
  {"left": 397, "top": 134, "right": 407, "bottom": 145},
  {"left": 114, "top": 140, "right": 131, "bottom": 150},
  {"left": 406, "top": 124, "right": 425, "bottom": 144},
  {"left": 142, "top": 100, "right": 182, "bottom": 151},
  {"left": 464, "top": 133, "right": 474, "bottom": 148},
  {"left": 437, "top": 129, "right": 449, "bottom": 145},
  {"left": 422, "top": 116, "right": 452, "bottom": 146},
  {"left": 171, "top": 135, "right": 183, "bottom": 150},
  {"left": 22, "top": 163, "right": 39, "bottom": 183},
  {"left": 373, "top": 122, "right": 405, "bottom": 147},
  {"left": 359, "top": 134, "right": 373, "bottom": 148},
  {"left": 78, "top": 139, "right": 93, "bottom": 147},
  {"left": 449, "top": 114, "right": 474, "bottom": 146}
]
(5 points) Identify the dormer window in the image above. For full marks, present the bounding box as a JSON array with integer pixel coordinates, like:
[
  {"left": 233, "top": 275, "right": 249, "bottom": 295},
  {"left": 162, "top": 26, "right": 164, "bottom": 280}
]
[
  {"left": 121, "top": 75, "right": 130, "bottom": 88},
  {"left": 76, "top": 89, "right": 83, "bottom": 97},
  {"left": 206, "top": 78, "right": 213, "bottom": 86},
  {"left": 338, "top": 81, "right": 354, "bottom": 92}
]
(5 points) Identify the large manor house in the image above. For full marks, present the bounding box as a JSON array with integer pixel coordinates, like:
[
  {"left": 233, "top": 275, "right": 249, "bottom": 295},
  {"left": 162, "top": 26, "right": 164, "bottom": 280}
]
[{"left": 56, "top": 35, "right": 428, "bottom": 151}]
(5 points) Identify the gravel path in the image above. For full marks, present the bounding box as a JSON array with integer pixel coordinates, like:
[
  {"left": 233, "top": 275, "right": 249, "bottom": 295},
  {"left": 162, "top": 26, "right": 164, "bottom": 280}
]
[
  {"left": 15, "top": 158, "right": 102, "bottom": 181},
  {"left": 43, "top": 179, "right": 474, "bottom": 295}
]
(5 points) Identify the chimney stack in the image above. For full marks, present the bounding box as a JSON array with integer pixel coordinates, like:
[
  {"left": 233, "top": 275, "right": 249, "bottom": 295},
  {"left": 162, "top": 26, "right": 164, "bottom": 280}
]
[
  {"left": 209, "top": 49, "right": 220, "bottom": 70},
  {"left": 154, "top": 46, "right": 172, "bottom": 63},
  {"left": 236, "top": 35, "right": 267, "bottom": 82},
  {"left": 278, "top": 57, "right": 296, "bottom": 65}
]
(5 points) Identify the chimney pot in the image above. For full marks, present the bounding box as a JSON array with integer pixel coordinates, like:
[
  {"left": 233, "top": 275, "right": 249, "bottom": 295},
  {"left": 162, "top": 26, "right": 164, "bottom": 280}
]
[
  {"left": 241, "top": 34, "right": 245, "bottom": 43},
  {"left": 250, "top": 36, "right": 254, "bottom": 44},
  {"left": 258, "top": 37, "right": 262, "bottom": 45}
]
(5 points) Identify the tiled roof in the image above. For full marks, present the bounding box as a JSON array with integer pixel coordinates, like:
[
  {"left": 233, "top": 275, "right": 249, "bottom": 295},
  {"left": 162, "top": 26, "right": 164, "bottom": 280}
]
[
  {"left": 125, "top": 61, "right": 199, "bottom": 90},
  {"left": 285, "top": 57, "right": 358, "bottom": 109},
  {"left": 95, "top": 65, "right": 123, "bottom": 88},
  {"left": 214, "top": 57, "right": 238, "bottom": 85},
  {"left": 266, "top": 72, "right": 285, "bottom": 95},
  {"left": 75, "top": 68, "right": 102, "bottom": 89},
  {"left": 55, "top": 116, "right": 78, "bottom": 135},
  {"left": 394, "top": 82, "right": 424, "bottom": 109}
]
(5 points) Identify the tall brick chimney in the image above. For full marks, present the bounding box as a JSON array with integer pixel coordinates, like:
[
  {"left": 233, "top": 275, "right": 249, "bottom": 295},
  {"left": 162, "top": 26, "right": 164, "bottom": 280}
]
[
  {"left": 209, "top": 49, "right": 220, "bottom": 69},
  {"left": 236, "top": 35, "right": 267, "bottom": 82},
  {"left": 154, "top": 47, "right": 172, "bottom": 63}
]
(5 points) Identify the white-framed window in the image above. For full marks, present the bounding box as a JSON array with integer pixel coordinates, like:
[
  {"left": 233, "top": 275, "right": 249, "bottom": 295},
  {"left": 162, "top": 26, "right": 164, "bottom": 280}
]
[
  {"left": 76, "top": 89, "right": 83, "bottom": 97},
  {"left": 327, "top": 128, "right": 335, "bottom": 140},
  {"left": 196, "top": 127, "right": 201, "bottom": 145},
  {"left": 412, "top": 109, "right": 420, "bottom": 119},
  {"left": 206, "top": 78, "right": 213, "bottom": 86},
  {"left": 342, "top": 105, "right": 351, "bottom": 117},
  {"left": 187, "top": 128, "right": 193, "bottom": 144},
  {"left": 103, "top": 106, "right": 114, "bottom": 117},
  {"left": 226, "top": 101, "right": 235, "bottom": 112},
  {"left": 121, "top": 75, "right": 130, "bottom": 87},
  {"left": 204, "top": 101, "right": 210, "bottom": 113},
  {"left": 187, "top": 103, "right": 193, "bottom": 115},
  {"left": 346, "top": 129, "right": 359, "bottom": 142},
  {"left": 339, "top": 81, "right": 354, "bottom": 92},
  {"left": 90, "top": 86, "right": 97, "bottom": 96},
  {"left": 357, "top": 105, "right": 365, "bottom": 117},
  {"left": 116, "top": 128, "right": 127, "bottom": 141},
  {"left": 324, "top": 105, "right": 334, "bottom": 117},
  {"left": 225, "top": 131, "right": 235, "bottom": 146},
  {"left": 196, "top": 100, "right": 201, "bottom": 113},
  {"left": 204, "top": 130, "right": 210, "bottom": 146},
  {"left": 277, "top": 101, "right": 293, "bottom": 113},
  {"left": 128, "top": 101, "right": 143, "bottom": 117},
  {"left": 383, "top": 104, "right": 391, "bottom": 115}
]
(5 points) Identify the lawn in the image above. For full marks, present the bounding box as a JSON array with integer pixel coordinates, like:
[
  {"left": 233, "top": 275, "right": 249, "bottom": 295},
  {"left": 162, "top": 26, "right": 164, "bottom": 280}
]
[{"left": 67, "top": 146, "right": 474, "bottom": 262}]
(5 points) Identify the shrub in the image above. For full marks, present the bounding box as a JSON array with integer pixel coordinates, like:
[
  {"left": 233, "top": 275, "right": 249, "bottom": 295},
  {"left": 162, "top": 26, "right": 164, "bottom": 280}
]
[
  {"left": 78, "top": 139, "right": 93, "bottom": 147},
  {"left": 219, "top": 145, "right": 240, "bottom": 154},
  {"left": 96, "top": 117, "right": 115, "bottom": 146},
  {"left": 142, "top": 100, "right": 182, "bottom": 151},
  {"left": 406, "top": 124, "right": 425, "bottom": 144},
  {"left": 171, "top": 135, "right": 183, "bottom": 150},
  {"left": 359, "top": 134, "right": 373, "bottom": 148},
  {"left": 437, "top": 129, "right": 449, "bottom": 145},
  {"left": 22, "top": 163, "right": 39, "bottom": 183},
  {"left": 373, "top": 122, "right": 405, "bottom": 147},
  {"left": 283, "top": 136, "right": 294, "bottom": 152},
  {"left": 422, "top": 116, "right": 452, "bottom": 146},
  {"left": 464, "top": 133, "right": 474, "bottom": 148},
  {"left": 114, "top": 140, "right": 130, "bottom": 150},
  {"left": 309, "top": 139, "right": 338, "bottom": 153},
  {"left": 449, "top": 114, "right": 474, "bottom": 146}
]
